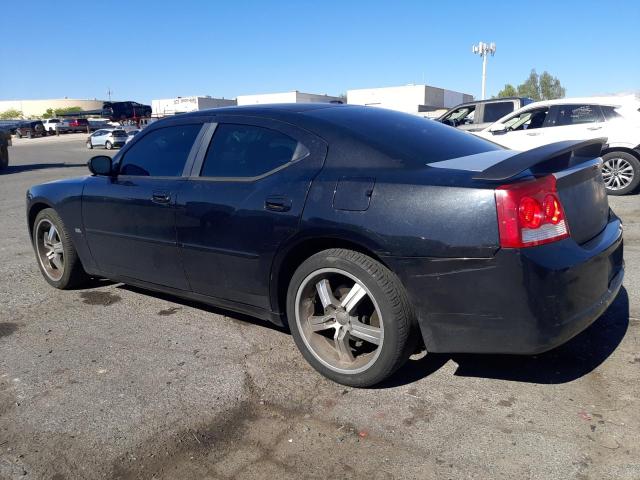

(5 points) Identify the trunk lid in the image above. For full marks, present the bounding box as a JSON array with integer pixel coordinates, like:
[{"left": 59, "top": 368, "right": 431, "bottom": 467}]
[{"left": 554, "top": 159, "right": 609, "bottom": 244}]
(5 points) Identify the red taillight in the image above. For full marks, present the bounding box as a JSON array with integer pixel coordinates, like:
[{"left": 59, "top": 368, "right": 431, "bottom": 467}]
[{"left": 495, "top": 175, "right": 570, "bottom": 248}]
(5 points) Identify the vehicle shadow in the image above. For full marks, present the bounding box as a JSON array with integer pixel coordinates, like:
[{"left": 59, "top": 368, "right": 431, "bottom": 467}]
[
  {"left": 1, "top": 162, "right": 87, "bottom": 174},
  {"left": 380, "top": 287, "right": 630, "bottom": 388},
  {"left": 116, "top": 284, "right": 289, "bottom": 334}
]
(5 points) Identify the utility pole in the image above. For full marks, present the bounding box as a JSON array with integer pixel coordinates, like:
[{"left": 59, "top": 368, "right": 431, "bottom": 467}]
[
  {"left": 472, "top": 42, "right": 496, "bottom": 100},
  {"left": 107, "top": 87, "right": 112, "bottom": 101}
]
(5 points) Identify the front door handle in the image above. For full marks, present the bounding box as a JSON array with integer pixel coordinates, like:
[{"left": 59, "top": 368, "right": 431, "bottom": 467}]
[
  {"left": 526, "top": 132, "right": 541, "bottom": 136},
  {"left": 587, "top": 126, "right": 603, "bottom": 131},
  {"left": 152, "top": 192, "right": 171, "bottom": 205},
  {"left": 265, "top": 196, "right": 292, "bottom": 212}
]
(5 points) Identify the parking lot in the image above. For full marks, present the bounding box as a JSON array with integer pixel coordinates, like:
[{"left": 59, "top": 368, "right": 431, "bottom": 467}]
[{"left": 0, "top": 135, "right": 639, "bottom": 479}]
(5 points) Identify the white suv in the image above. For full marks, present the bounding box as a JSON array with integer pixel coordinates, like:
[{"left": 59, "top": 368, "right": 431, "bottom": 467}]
[{"left": 475, "top": 97, "right": 640, "bottom": 195}]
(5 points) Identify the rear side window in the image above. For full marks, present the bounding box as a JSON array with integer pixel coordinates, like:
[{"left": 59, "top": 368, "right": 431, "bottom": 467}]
[
  {"left": 119, "top": 124, "right": 201, "bottom": 177},
  {"left": 310, "top": 106, "right": 500, "bottom": 166},
  {"left": 554, "top": 104, "right": 604, "bottom": 126},
  {"left": 483, "top": 102, "right": 514, "bottom": 122},
  {"left": 601, "top": 105, "right": 623, "bottom": 121},
  {"left": 200, "top": 124, "right": 306, "bottom": 178}
]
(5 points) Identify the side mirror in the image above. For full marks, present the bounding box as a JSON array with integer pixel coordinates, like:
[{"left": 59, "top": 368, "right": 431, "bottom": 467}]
[
  {"left": 88, "top": 155, "right": 113, "bottom": 176},
  {"left": 489, "top": 123, "right": 507, "bottom": 135}
]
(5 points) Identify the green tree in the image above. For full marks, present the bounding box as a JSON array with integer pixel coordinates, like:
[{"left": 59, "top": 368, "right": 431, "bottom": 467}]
[
  {"left": 511, "top": 69, "right": 566, "bottom": 101},
  {"left": 496, "top": 84, "right": 517, "bottom": 98},
  {"left": 538, "top": 71, "right": 565, "bottom": 100},
  {"left": 0, "top": 109, "right": 23, "bottom": 120},
  {"left": 42, "top": 106, "right": 83, "bottom": 118}
]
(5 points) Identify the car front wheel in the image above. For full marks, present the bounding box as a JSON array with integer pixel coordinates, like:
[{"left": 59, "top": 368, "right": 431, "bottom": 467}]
[
  {"left": 601, "top": 151, "right": 640, "bottom": 195},
  {"left": 287, "top": 248, "right": 416, "bottom": 387},
  {"left": 86, "top": 141, "right": 93, "bottom": 149},
  {"left": 105, "top": 141, "right": 113, "bottom": 150},
  {"left": 32, "top": 208, "right": 88, "bottom": 289}
]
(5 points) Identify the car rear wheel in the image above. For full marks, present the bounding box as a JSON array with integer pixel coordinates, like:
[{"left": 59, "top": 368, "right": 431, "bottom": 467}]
[
  {"left": 105, "top": 141, "right": 113, "bottom": 150},
  {"left": 601, "top": 151, "right": 640, "bottom": 195},
  {"left": 33, "top": 208, "right": 88, "bottom": 289},
  {"left": 0, "top": 147, "right": 8, "bottom": 170},
  {"left": 287, "top": 248, "right": 416, "bottom": 387},
  {"left": 16, "top": 131, "right": 22, "bottom": 139}
]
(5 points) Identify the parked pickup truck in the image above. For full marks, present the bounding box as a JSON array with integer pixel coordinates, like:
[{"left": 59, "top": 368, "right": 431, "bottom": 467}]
[
  {"left": 42, "top": 119, "right": 70, "bottom": 134},
  {"left": 62, "top": 118, "right": 90, "bottom": 133},
  {"left": 436, "top": 97, "right": 533, "bottom": 132}
]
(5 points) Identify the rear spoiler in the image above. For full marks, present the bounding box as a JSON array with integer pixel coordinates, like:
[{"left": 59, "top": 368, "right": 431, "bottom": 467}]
[{"left": 473, "top": 138, "right": 606, "bottom": 182}]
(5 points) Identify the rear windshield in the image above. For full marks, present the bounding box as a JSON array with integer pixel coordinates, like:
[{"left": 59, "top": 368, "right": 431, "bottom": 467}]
[
  {"left": 112, "top": 130, "right": 127, "bottom": 137},
  {"left": 309, "top": 106, "right": 501, "bottom": 166}
]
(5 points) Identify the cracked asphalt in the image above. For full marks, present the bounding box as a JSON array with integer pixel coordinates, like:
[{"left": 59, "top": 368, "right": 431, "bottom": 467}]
[{"left": 0, "top": 135, "right": 639, "bottom": 479}]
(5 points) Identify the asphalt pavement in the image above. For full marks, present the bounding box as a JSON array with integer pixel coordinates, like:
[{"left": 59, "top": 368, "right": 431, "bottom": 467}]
[{"left": 0, "top": 135, "right": 638, "bottom": 479}]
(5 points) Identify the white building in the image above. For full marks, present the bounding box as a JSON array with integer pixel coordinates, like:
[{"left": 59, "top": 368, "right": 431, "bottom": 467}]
[
  {"left": 151, "top": 96, "right": 236, "bottom": 117},
  {"left": 236, "top": 90, "right": 342, "bottom": 106},
  {"left": 347, "top": 85, "right": 473, "bottom": 117}
]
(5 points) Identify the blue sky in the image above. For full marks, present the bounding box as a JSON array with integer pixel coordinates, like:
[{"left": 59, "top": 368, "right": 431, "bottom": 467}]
[{"left": 1, "top": 0, "right": 638, "bottom": 103}]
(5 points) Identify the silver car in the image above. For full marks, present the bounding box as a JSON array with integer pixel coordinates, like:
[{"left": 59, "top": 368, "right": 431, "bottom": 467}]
[{"left": 86, "top": 129, "right": 128, "bottom": 150}]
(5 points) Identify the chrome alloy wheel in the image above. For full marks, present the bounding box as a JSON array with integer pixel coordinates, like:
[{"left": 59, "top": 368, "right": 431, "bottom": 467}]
[
  {"left": 295, "top": 268, "right": 384, "bottom": 374},
  {"left": 35, "top": 219, "right": 65, "bottom": 281},
  {"left": 602, "top": 157, "right": 635, "bottom": 191}
]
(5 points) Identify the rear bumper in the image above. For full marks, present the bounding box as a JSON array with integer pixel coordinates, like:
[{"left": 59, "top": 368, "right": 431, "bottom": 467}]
[{"left": 385, "top": 217, "right": 624, "bottom": 354}]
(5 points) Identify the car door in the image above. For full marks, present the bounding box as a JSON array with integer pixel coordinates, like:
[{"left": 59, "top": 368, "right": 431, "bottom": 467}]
[
  {"left": 176, "top": 116, "right": 327, "bottom": 309},
  {"left": 91, "top": 130, "right": 105, "bottom": 146},
  {"left": 82, "top": 120, "right": 206, "bottom": 289},
  {"left": 483, "top": 106, "right": 552, "bottom": 150},
  {"left": 543, "top": 104, "right": 606, "bottom": 144}
]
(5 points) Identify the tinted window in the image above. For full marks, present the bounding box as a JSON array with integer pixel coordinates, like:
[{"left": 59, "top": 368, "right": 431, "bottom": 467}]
[
  {"left": 554, "top": 104, "right": 604, "bottom": 126},
  {"left": 120, "top": 124, "right": 201, "bottom": 177},
  {"left": 201, "top": 124, "right": 303, "bottom": 178},
  {"left": 310, "top": 106, "right": 500, "bottom": 166},
  {"left": 601, "top": 105, "right": 623, "bottom": 121},
  {"left": 483, "top": 102, "right": 514, "bottom": 122}
]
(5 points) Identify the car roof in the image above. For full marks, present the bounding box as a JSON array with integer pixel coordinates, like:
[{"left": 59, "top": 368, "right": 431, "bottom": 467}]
[{"left": 518, "top": 95, "right": 639, "bottom": 108}]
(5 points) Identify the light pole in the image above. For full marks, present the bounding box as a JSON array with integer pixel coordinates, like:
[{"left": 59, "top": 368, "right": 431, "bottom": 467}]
[{"left": 472, "top": 42, "right": 496, "bottom": 100}]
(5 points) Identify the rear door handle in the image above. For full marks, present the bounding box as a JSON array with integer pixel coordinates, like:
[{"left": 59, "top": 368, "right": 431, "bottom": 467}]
[
  {"left": 587, "top": 126, "right": 603, "bottom": 130},
  {"left": 526, "top": 132, "right": 541, "bottom": 136},
  {"left": 152, "top": 192, "right": 171, "bottom": 205},
  {"left": 265, "top": 196, "right": 292, "bottom": 212}
]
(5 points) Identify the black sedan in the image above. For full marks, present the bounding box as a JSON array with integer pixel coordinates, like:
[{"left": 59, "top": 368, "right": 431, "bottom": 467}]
[{"left": 26, "top": 104, "right": 624, "bottom": 387}]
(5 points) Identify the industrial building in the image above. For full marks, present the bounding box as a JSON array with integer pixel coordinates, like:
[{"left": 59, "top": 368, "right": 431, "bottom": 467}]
[
  {"left": 0, "top": 98, "right": 106, "bottom": 118},
  {"left": 347, "top": 85, "right": 473, "bottom": 117},
  {"left": 236, "top": 91, "right": 342, "bottom": 106},
  {"left": 151, "top": 96, "right": 236, "bottom": 117}
]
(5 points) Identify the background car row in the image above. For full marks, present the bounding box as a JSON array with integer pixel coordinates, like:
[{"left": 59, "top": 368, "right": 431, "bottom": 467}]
[{"left": 438, "top": 96, "right": 640, "bottom": 195}]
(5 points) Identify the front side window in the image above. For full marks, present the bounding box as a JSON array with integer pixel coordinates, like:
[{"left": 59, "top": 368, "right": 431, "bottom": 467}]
[
  {"left": 483, "top": 102, "right": 514, "bottom": 122},
  {"left": 119, "top": 124, "right": 202, "bottom": 177},
  {"left": 553, "top": 104, "right": 604, "bottom": 126},
  {"left": 200, "top": 124, "right": 306, "bottom": 178},
  {"left": 442, "top": 106, "right": 475, "bottom": 126},
  {"left": 503, "top": 107, "right": 550, "bottom": 131}
]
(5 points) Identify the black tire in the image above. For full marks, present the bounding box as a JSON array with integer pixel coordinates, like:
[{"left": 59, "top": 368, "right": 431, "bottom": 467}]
[
  {"left": 16, "top": 131, "right": 22, "bottom": 139},
  {"left": 86, "top": 141, "right": 93, "bottom": 149},
  {"left": 286, "top": 248, "right": 416, "bottom": 387},
  {"left": 105, "top": 141, "right": 112, "bottom": 150},
  {"left": 601, "top": 151, "right": 640, "bottom": 196},
  {"left": 32, "top": 208, "right": 89, "bottom": 289},
  {"left": 0, "top": 147, "right": 8, "bottom": 170}
]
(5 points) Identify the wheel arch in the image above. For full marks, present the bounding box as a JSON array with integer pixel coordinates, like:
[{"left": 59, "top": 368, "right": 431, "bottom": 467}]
[
  {"left": 270, "top": 236, "right": 390, "bottom": 323},
  {"left": 601, "top": 146, "right": 640, "bottom": 161},
  {"left": 28, "top": 201, "right": 54, "bottom": 237}
]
